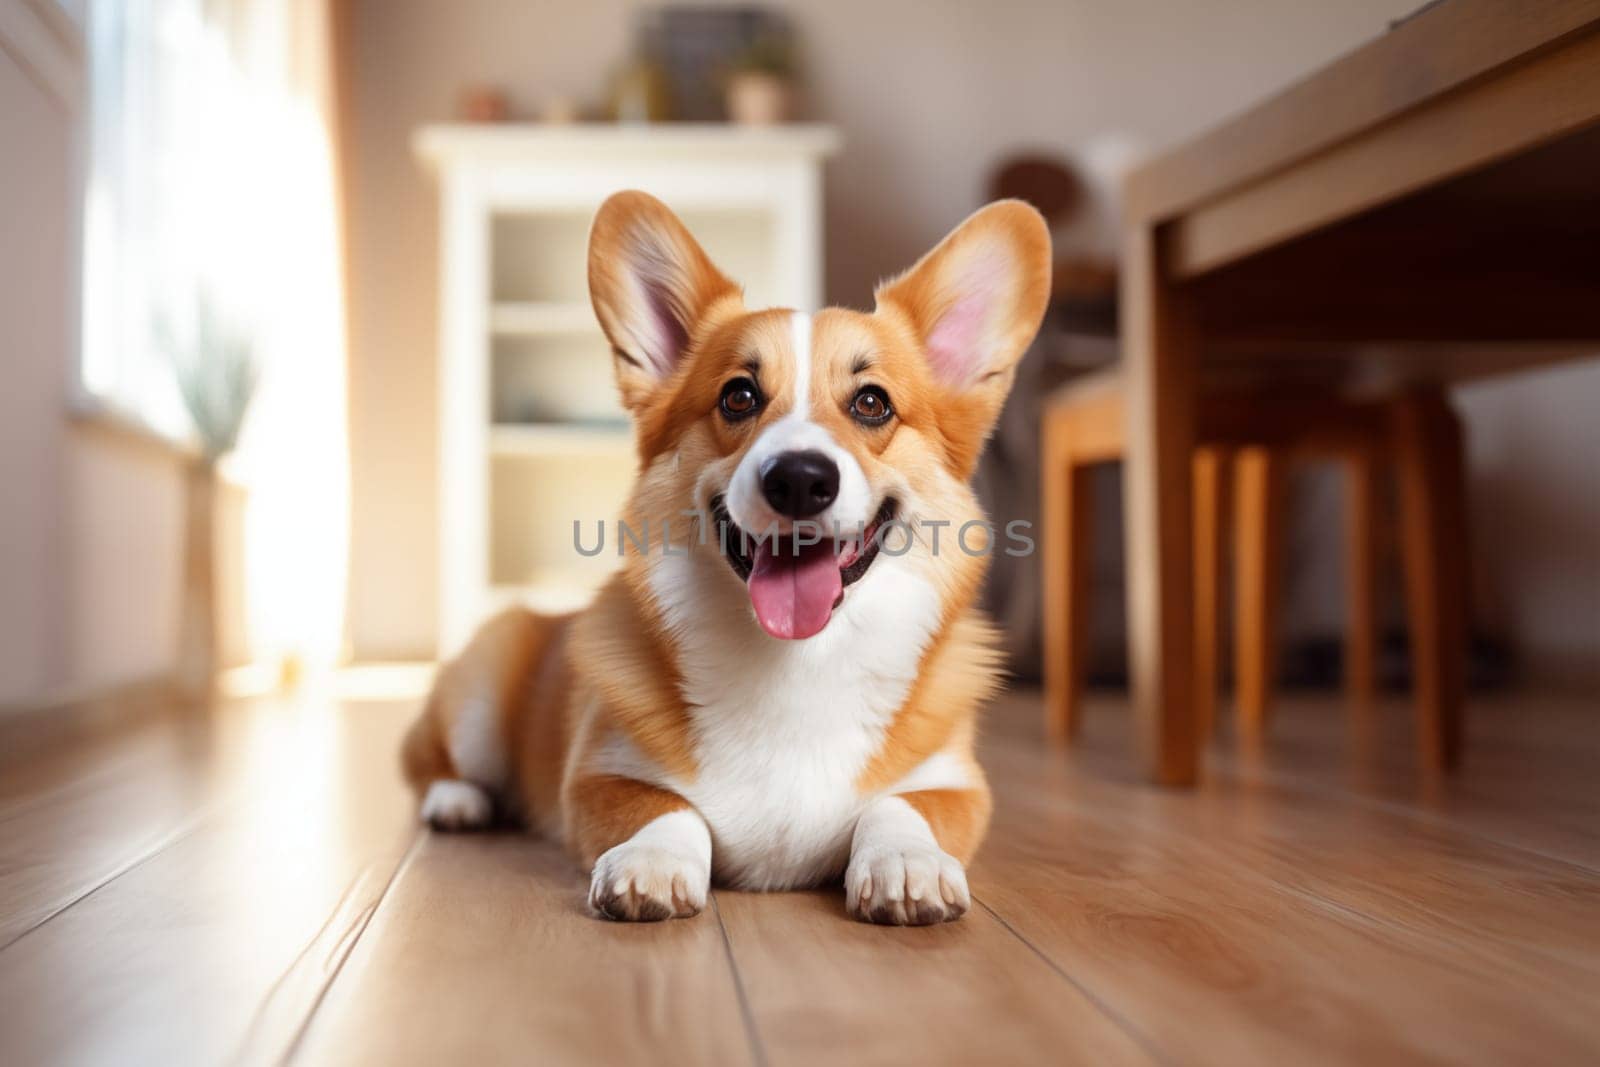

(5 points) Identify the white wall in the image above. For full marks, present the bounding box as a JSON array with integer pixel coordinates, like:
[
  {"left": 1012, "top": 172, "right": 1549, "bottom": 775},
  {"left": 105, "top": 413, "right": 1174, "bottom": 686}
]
[
  {"left": 0, "top": 44, "right": 72, "bottom": 702},
  {"left": 64, "top": 428, "right": 186, "bottom": 694},
  {"left": 1460, "top": 364, "right": 1600, "bottom": 678},
  {"left": 1, "top": 28, "right": 185, "bottom": 706}
]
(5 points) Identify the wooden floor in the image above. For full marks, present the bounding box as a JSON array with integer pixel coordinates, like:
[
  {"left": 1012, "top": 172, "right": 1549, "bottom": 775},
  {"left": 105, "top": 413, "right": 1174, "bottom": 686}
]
[{"left": 1, "top": 679, "right": 1598, "bottom": 1065}]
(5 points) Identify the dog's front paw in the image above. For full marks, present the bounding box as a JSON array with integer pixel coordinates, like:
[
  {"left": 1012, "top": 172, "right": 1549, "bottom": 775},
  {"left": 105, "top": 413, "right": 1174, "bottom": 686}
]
[
  {"left": 845, "top": 844, "right": 970, "bottom": 926},
  {"left": 588, "top": 840, "right": 709, "bottom": 922}
]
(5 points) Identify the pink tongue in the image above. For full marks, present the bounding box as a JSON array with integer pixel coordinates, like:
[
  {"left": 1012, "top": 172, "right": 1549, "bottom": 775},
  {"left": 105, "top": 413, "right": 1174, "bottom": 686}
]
[{"left": 747, "top": 537, "right": 843, "bottom": 640}]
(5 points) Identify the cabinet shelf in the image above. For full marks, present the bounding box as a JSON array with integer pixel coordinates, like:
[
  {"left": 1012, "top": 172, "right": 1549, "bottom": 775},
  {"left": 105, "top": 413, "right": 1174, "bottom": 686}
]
[
  {"left": 490, "top": 422, "right": 633, "bottom": 459},
  {"left": 490, "top": 302, "right": 600, "bottom": 336}
]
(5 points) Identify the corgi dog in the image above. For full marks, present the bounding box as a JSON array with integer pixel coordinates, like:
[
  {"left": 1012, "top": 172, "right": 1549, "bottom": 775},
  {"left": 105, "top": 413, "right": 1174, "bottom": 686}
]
[{"left": 402, "top": 191, "right": 1050, "bottom": 924}]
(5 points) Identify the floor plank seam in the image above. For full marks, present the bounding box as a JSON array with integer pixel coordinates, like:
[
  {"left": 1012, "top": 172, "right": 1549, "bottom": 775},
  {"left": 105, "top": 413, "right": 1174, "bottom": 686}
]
[
  {"left": 1027, "top": 748, "right": 1600, "bottom": 982},
  {"left": 975, "top": 895, "right": 1172, "bottom": 1066},
  {"left": 709, "top": 892, "right": 771, "bottom": 1067},
  {"left": 1231, "top": 759, "right": 1600, "bottom": 878},
  {"left": 1004, "top": 779, "right": 1594, "bottom": 979},
  {"left": 0, "top": 747, "right": 154, "bottom": 822},
  {"left": 229, "top": 835, "right": 413, "bottom": 1065},
  {"left": 0, "top": 807, "right": 211, "bottom": 954},
  {"left": 277, "top": 828, "right": 424, "bottom": 1066},
  {"left": 1272, "top": 877, "right": 1599, "bottom": 984}
]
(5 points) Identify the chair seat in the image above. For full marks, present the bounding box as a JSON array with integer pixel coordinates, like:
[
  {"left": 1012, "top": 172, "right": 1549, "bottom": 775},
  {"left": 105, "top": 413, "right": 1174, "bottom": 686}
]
[
  {"left": 1040, "top": 373, "right": 1466, "bottom": 770},
  {"left": 1042, "top": 369, "right": 1125, "bottom": 463},
  {"left": 1044, "top": 366, "right": 1124, "bottom": 410}
]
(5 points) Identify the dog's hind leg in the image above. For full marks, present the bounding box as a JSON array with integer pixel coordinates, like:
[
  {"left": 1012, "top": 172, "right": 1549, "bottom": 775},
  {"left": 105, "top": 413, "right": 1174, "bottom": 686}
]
[
  {"left": 402, "top": 692, "right": 497, "bottom": 831},
  {"left": 402, "top": 608, "right": 543, "bottom": 831}
]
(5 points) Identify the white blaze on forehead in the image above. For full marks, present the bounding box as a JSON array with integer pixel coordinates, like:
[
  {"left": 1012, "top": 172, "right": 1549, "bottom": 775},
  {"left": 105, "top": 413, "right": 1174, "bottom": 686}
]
[
  {"left": 789, "top": 310, "right": 812, "bottom": 417},
  {"left": 723, "top": 310, "right": 873, "bottom": 534}
]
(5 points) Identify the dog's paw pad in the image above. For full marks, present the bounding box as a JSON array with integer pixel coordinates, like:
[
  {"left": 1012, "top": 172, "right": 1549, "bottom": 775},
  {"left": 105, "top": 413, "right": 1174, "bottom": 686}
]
[
  {"left": 589, "top": 841, "right": 708, "bottom": 922},
  {"left": 420, "top": 779, "right": 493, "bottom": 831},
  {"left": 845, "top": 845, "right": 969, "bottom": 926}
]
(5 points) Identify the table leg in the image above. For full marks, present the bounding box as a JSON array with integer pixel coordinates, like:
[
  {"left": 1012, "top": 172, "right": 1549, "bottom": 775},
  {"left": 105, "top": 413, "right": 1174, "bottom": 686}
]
[
  {"left": 1041, "top": 422, "right": 1096, "bottom": 744},
  {"left": 1234, "top": 446, "right": 1286, "bottom": 742},
  {"left": 1393, "top": 387, "right": 1468, "bottom": 771},
  {"left": 1192, "top": 447, "right": 1230, "bottom": 745},
  {"left": 1343, "top": 447, "right": 1381, "bottom": 707},
  {"left": 1121, "top": 226, "right": 1200, "bottom": 786}
]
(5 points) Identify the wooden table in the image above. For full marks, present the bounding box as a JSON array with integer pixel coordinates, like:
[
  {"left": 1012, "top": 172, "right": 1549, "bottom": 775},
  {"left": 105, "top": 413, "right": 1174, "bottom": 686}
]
[{"left": 1118, "top": 0, "right": 1600, "bottom": 784}]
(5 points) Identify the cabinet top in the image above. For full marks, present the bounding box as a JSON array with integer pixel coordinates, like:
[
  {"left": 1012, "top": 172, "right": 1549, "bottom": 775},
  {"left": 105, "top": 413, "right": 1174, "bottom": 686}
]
[{"left": 415, "top": 123, "right": 842, "bottom": 170}]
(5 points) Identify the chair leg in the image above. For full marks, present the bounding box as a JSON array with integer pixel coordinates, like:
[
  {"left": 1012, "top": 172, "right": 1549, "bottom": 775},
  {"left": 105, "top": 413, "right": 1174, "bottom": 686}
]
[
  {"left": 1042, "top": 429, "right": 1095, "bottom": 744},
  {"left": 1193, "top": 448, "right": 1229, "bottom": 744},
  {"left": 1233, "top": 446, "right": 1285, "bottom": 742},
  {"left": 1392, "top": 389, "right": 1468, "bottom": 771},
  {"left": 1343, "top": 449, "right": 1381, "bottom": 706}
]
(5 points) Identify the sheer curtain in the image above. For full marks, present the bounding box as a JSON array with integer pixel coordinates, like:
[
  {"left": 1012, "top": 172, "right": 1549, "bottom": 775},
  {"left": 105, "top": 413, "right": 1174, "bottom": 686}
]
[{"left": 82, "top": 0, "right": 350, "bottom": 673}]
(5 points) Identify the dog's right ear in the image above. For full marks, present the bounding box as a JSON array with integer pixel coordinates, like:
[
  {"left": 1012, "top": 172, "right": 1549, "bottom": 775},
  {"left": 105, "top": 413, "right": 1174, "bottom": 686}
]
[{"left": 588, "top": 191, "right": 741, "bottom": 411}]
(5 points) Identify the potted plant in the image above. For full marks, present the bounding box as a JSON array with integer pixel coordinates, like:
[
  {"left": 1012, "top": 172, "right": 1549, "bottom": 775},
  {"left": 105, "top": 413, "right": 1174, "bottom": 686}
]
[
  {"left": 168, "top": 298, "right": 258, "bottom": 698},
  {"left": 725, "top": 35, "right": 796, "bottom": 125}
]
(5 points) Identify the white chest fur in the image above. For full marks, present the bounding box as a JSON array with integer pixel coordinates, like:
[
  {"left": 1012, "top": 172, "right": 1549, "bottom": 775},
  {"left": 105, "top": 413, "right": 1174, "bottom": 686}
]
[{"left": 632, "top": 546, "right": 943, "bottom": 889}]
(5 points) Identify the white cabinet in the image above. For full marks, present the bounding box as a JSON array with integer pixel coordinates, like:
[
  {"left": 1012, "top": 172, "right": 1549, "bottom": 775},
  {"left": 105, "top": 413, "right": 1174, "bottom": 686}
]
[{"left": 415, "top": 124, "right": 840, "bottom": 653}]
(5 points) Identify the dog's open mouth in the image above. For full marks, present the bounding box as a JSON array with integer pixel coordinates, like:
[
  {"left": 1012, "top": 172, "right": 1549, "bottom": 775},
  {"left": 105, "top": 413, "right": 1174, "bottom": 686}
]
[{"left": 710, "top": 496, "right": 897, "bottom": 641}]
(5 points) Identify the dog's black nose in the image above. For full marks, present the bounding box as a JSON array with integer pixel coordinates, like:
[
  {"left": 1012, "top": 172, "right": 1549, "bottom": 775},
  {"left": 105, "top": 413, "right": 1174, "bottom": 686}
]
[{"left": 760, "top": 450, "right": 839, "bottom": 519}]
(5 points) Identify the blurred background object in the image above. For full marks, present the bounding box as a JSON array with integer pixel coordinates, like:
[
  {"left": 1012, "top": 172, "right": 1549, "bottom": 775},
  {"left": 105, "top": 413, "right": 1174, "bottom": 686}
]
[
  {"left": 5, "top": 0, "right": 350, "bottom": 709},
  {"left": 647, "top": 5, "right": 795, "bottom": 122},
  {"left": 723, "top": 29, "right": 798, "bottom": 124},
  {"left": 167, "top": 295, "right": 258, "bottom": 698},
  {"left": 457, "top": 84, "right": 509, "bottom": 121}
]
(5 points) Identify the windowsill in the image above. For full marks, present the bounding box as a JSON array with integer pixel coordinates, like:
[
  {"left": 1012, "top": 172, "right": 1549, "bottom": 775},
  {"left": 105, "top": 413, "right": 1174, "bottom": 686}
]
[{"left": 67, "top": 391, "right": 200, "bottom": 463}]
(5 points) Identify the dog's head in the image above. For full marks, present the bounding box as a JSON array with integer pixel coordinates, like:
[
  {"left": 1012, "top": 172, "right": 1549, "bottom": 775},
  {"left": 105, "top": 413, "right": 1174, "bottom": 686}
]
[{"left": 588, "top": 191, "right": 1050, "bottom": 641}]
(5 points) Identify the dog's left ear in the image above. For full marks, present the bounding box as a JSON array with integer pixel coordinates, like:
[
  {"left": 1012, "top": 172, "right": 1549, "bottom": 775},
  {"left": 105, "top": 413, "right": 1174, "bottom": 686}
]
[
  {"left": 588, "top": 191, "right": 742, "bottom": 411},
  {"left": 875, "top": 199, "right": 1051, "bottom": 428}
]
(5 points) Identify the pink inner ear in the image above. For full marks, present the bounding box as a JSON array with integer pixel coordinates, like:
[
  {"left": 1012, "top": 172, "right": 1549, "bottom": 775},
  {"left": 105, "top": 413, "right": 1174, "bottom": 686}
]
[
  {"left": 923, "top": 244, "right": 1010, "bottom": 386},
  {"left": 642, "top": 276, "right": 689, "bottom": 378},
  {"left": 925, "top": 291, "right": 990, "bottom": 385},
  {"left": 627, "top": 234, "right": 692, "bottom": 379}
]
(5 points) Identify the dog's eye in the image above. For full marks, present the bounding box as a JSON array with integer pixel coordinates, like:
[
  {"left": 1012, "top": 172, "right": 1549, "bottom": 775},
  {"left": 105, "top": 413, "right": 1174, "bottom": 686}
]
[
  {"left": 849, "top": 385, "right": 893, "bottom": 425},
  {"left": 719, "top": 377, "right": 762, "bottom": 421}
]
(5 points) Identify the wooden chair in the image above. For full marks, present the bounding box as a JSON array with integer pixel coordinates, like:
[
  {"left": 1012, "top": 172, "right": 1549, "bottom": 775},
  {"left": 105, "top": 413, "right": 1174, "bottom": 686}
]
[{"left": 1040, "top": 373, "right": 1467, "bottom": 769}]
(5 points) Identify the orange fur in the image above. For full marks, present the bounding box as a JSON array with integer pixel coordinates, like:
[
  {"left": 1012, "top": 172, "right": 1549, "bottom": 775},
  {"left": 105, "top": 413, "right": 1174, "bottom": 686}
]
[
  {"left": 402, "top": 607, "right": 545, "bottom": 794},
  {"left": 855, "top": 615, "right": 1004, "bottom": 794},
  {"left": 564, "top": 772, "right": 694, "bottom": 869},
  {"left": 509, "top": 615, "right": 577, "bottom": 836},
  {"left": 901, "top": 787, "right": 993, "bottom": 865},
  {"left": 568, "top": 578, "right": 697, "bottom": 782}
]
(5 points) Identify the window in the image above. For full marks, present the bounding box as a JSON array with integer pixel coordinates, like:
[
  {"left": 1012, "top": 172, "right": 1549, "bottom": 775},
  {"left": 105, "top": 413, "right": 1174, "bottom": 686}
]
[
  {"left": 80, "top": 0, "right": 335, "bottom": 441},
  {"left": 81, "top": 0, "right": 194, "bottom": 435},
  {"left": 77, "top": 0, "right": 351, "bottom": 668}
]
